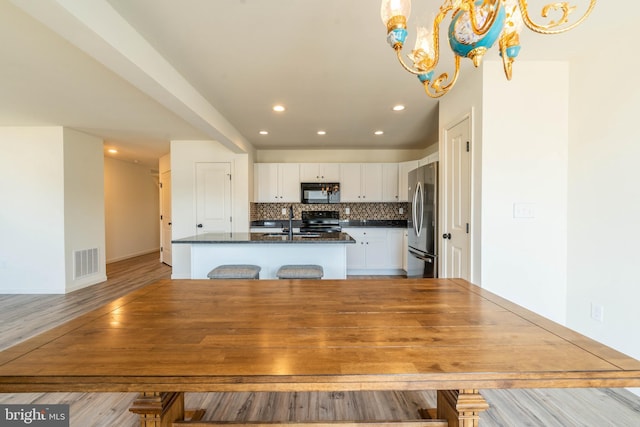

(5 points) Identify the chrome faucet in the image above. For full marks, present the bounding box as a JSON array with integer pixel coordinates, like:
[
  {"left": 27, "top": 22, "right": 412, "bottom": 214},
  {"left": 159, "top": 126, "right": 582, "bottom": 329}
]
[{"left": 288, "top": 205, "right": 294, "bottom": 239}]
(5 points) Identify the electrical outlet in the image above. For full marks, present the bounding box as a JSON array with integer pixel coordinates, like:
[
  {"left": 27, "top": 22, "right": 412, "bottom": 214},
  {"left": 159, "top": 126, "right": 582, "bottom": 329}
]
[
  {"left": 282, "top": 208, "right": 287, "bottom": 216},
  {"left": 345, "top": 207, "right": 350, "bottom": 215},
  {"left": 591, "top": 303, "right": 604, "bottom": 323},
  {"left": 399, "top": 207, "right": 404, "bottom": 214}
]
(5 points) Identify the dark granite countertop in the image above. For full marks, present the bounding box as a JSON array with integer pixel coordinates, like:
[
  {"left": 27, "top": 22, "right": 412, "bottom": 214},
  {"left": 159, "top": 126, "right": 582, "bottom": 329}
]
[
  {"left": 173, "top": 232, "right": 356, "bottom": 244},
  {"left": 340, "top": 220, "right": 407, "bottom": 228},
  {"left": 250, "top": 220, "right": 407, "bottom": 229}
]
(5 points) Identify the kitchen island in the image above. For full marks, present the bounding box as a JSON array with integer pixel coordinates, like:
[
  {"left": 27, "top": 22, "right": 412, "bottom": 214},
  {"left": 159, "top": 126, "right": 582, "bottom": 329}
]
[{"left": 172, "top": 232, "right": 356, "bottom": 279}]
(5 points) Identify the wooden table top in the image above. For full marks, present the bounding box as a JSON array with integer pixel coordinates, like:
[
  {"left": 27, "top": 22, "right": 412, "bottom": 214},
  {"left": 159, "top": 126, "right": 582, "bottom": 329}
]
[{"left": 1, "top": 278, "right": 639, "bottom": 393}]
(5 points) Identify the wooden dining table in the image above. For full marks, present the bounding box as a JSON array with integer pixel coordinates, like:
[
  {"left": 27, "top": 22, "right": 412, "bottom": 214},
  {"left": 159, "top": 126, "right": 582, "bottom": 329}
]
[{"left": 1, "top": 278, "right": 639, "bottom": 427}]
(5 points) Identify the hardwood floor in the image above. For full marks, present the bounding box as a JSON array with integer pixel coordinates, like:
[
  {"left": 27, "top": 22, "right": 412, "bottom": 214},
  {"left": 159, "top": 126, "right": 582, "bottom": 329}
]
[{"left": 1, "top": 253, "right": 639, "bottom": 426}]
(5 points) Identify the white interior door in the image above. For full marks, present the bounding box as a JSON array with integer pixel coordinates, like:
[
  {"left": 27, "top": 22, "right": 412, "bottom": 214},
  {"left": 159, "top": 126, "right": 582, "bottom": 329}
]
[
  {"left": 196, "top": 162, "right": 232, "bottom": 234},
  {"left": 160, "top": 170, "right": 172, "bottom": 266},
  {"left": 442, "top": 117, "right": 471, "bottom": 279}
]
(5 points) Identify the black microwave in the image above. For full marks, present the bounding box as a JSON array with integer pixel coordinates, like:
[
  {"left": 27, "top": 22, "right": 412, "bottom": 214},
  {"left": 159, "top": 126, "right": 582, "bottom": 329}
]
[{"left": 301, "top": 182, "right": 340, "bottom": 204}]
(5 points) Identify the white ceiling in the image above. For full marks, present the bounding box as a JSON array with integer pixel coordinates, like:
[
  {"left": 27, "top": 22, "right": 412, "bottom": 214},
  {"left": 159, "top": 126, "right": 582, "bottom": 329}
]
[{"left": 1, "top": 0, "right": 607, "bottom": 166}]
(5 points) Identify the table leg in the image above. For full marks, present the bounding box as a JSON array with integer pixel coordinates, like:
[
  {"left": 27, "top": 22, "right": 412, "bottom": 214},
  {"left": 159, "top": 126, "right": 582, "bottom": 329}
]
[
  {"left": 129, "top": 392, "right": 185, "bottom": 427},
  {"left": 436, "top": 389, "right": 489, "bottom": 427}
]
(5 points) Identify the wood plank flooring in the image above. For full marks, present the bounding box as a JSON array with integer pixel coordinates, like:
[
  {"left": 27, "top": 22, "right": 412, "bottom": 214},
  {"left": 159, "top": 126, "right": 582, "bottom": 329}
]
[{"left": 1, "top": 253, "right": 639, "bottom": 426}]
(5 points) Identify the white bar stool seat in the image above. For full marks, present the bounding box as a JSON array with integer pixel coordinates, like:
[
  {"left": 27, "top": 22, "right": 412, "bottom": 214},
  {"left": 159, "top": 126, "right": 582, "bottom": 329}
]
[
  {"left": 207, "top": 264, "right": 261, "bottom": 279},
  {"left": 276, "top": 264, "right": 323, "bottom": 279}
]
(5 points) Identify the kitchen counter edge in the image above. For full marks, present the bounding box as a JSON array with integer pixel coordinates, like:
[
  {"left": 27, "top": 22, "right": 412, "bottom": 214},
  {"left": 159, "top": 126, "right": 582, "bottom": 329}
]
[
  {"left": 173, "top": 232, "right": 356, "bottom": 244},
  {"left": 250, "top": 220, "right": 407, "bottom": 228}
]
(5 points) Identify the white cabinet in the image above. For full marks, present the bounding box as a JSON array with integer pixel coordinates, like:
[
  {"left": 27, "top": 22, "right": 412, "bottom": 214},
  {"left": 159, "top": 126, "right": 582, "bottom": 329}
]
[
  {"left": 382, "top": 163, "right": 399, "bottom": 202},
  {"left": 388, "top": 229, "right": 404, "bottom": 270},
  {"left": 344, "top": 228, "right": 404, "bottom": 274},
  {"left": 340, "top": 163, "right": 383, "bottom": 202},
  {"left": 254, "top": 163, "right": 300, "bottom": 202},
  {"left": 339, "top": 164, "right": 361, "bottom": 201},
  {"left": 398, "top": 160, "right": 419, "bottom": 202},
  {"left": 299, "top": 163, "right": 340, "bottom": 182}
]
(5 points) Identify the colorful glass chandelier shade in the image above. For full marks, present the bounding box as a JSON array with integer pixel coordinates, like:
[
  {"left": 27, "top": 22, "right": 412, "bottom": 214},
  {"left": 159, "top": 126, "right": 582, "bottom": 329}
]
[{"left": 381, "top": 0, "right": 596, "bottom": 98}]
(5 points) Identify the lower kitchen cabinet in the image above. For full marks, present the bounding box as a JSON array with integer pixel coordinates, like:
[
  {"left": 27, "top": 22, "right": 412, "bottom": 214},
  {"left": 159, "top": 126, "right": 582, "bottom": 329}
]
[{"left": 344, "top": 228, "right": 404, "bottom": 275}]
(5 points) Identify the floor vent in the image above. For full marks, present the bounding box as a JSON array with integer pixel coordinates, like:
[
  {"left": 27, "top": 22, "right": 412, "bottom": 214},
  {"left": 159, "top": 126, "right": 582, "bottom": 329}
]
[{"left": 74, "top": 248, "right": 99, "bottom": 279}]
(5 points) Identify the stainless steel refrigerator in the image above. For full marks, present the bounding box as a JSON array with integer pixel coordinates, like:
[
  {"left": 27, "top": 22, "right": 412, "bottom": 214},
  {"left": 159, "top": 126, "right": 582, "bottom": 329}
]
[{"left": 407, "top": 162, "right": 438, "bottom": 278}]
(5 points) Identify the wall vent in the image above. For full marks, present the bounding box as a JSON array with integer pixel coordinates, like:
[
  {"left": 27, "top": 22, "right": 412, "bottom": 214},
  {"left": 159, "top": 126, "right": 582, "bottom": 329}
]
[{"left": 74, "top": 248, "right": 99, "bottom": 279}]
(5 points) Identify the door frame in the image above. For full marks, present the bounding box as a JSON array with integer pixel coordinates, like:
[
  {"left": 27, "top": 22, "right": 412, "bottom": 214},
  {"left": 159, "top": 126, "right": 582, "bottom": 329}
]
[
  {"left": 160, "top": 170, "right": 172, "bottom": 266},
  {"left": 439, "top": 111, "right": 474, "bottom": 281}
]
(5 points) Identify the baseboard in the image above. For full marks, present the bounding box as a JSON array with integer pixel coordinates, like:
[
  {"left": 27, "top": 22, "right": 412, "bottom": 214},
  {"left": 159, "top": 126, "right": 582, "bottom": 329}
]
[
  {"left": 66, "top": 274, "right": 108, "bottom": 293},
  {"left": 347, "top": 268, "right": 405, "bottom": 276},
  {"left": 106, "top": 248, "right": 160, "bottom": 264}
]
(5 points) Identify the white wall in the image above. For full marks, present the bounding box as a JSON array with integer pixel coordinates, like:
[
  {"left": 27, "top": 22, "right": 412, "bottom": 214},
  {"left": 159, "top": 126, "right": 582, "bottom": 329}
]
[
  {"left": 63, "top": 128, "right": 106, "bottom": 292},
  {"left": 567, "top": 22, "right": 640, "bottom": 382},
  {"left": 0, "top": 127, "right": 66, "bottom": 293},
  {"left": 104, "top": 157, "right": 160, "bottom": 263},
  {"left": 256, "top": 148, "right": 433, "bottom": 163},
  {"left": 170, "top": 140, "right": 250, "bottom": 278},
  {"left": 440, "top": 61, "right": 568, "bottom": 323},
  {"left": 440, "top": 61, "right": 570, "bottom": 324},
  {"left": 0, "top": 127, "right": 105, "bottom": 293},
  {"left": 481, "top": 61, "right": 569, "bottom": 324}
]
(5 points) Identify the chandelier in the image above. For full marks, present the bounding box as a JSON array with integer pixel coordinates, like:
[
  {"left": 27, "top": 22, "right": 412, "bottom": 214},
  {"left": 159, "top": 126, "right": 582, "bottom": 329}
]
[{"left": 381, "top": 0, "right": 596, "bottom": 98}]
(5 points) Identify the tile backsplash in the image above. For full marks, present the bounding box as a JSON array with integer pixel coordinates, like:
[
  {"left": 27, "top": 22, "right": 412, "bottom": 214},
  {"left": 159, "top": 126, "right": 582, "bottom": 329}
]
[{"left": 251, "top": 203, "right": 409, "bottom": 221}]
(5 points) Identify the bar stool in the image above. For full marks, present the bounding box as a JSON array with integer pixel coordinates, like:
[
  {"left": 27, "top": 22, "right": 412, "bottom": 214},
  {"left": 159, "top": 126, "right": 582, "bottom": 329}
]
[
  {"left": 207, "top": 264, "right": 261, "bottom": 279},
  {"left": 276, "top": 264, "right": 323, "bottom": 279}
]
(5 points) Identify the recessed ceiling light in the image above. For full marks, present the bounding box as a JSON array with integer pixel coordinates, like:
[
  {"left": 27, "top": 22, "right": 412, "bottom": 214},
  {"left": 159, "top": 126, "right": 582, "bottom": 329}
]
[
  {"left": 273, "top": 105, "right": 286, "bottom": 112},
  {"left": 392, "top": 105, "right": 405, "bottom": 111},
  {"left": 259, "top": 130, "right": 269, "bottom": 135},
  {"left": 317, "top": 131, "right": 327, "bottom": 135},
  {"left": 374, "top": 130, "right": 384, "bottom": 135},
  {"left": 107, "top": 148, "right": 118, "bottom": 154}
]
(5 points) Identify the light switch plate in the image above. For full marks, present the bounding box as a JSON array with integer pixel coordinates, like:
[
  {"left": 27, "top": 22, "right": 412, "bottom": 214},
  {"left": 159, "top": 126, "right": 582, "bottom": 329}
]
[
  {"left": 513, "top": 203, "right": 535, "bottom": 219},
  {"left": 591, "top": 303, "right": 604, "bottom": 323}
]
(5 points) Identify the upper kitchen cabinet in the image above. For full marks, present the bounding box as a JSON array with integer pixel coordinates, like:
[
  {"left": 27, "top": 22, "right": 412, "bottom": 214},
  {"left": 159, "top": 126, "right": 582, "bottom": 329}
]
[
  {"left": 382, "top": 163, "right": 399, "bottom": 202},
  {"left": 254, "top": 163, "right": 300, "bottom": 202},
  {"left": 340, "top": 163, "right": 383, "bottom": 202},
  {"left": 398, "top": 160, "right": 419, "bottom": 202},
  {"left": 299, "top": 163, "right": 340, "bottom": 182}
]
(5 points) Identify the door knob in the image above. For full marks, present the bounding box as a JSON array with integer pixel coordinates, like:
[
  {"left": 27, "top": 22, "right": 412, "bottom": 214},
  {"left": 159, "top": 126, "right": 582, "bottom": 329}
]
[
  {"left": 197, "top": 224, "right": 203, "bottom": 228},
  {"left": 442, "top": 233, "right": 451, "bottom": 239}
]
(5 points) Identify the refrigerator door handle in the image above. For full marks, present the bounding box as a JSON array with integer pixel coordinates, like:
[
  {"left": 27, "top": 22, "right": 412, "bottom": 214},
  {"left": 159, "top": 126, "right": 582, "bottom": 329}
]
[
  {"left": 408, "top": 247, "right": 433, "bottom": 263},
  {"left": 412, "top": 182, "right": 419, "bottom": 236},
  {"left": 414, "top": 181, "right": 423, "bottom": 237}
]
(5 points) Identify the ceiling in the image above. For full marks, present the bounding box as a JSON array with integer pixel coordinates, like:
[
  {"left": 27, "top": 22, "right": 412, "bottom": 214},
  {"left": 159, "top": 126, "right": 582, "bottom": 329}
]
[{"left": 1, "top": 1, "right": 607, "bottom": 167}]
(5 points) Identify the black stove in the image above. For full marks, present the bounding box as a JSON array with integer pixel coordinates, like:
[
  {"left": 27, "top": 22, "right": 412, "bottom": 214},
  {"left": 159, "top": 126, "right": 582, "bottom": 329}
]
[{"left": 300, "top": 211, "right": 341, "bottom": 233}]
